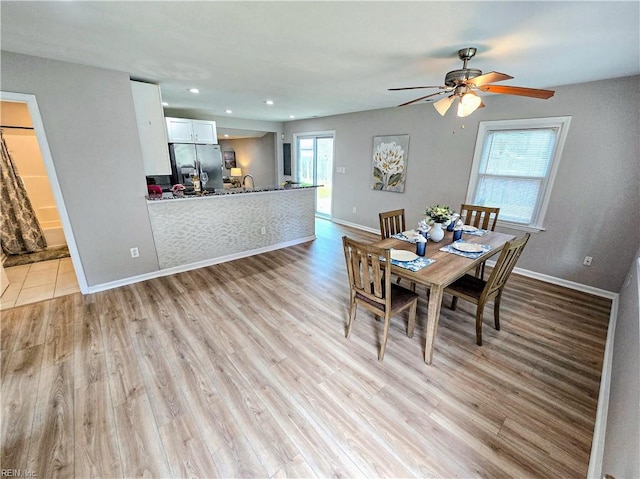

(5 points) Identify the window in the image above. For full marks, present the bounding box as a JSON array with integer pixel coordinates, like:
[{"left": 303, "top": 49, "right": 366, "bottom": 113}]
[{"left": 466, "top": 117, "right": 571, "bottom": 231}]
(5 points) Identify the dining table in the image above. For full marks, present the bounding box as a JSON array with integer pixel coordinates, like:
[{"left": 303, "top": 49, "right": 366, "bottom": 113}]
[{"left": 373, "top": 228, "right": 516, "bottom": 365}]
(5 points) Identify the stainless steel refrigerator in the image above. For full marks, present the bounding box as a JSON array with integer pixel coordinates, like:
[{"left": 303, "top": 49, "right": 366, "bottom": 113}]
[{"left": 169, "top": 143, "right": 224, "bottom": 191}]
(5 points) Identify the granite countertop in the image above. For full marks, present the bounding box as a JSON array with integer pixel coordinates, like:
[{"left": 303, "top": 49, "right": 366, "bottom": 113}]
[{"left": 147, "top": 184, "right": 320, "bottom": 201}]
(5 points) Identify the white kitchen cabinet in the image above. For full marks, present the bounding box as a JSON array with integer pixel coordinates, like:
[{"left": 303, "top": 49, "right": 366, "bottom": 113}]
[
  {"left": 130, "top": 81, "right": 171, "bottom": 175},
  {"left": 165, "top": 117, "right": 193, "bottom": 143},
  {"left": 166, "top": 117, "right": 217, "bottom": 144},
  {"left": 192, "top": 120, "right": 217, "bottom": 143}
]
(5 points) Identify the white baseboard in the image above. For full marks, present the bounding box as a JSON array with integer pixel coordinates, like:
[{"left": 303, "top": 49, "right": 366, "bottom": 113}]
[
  {"left": 331, "top": 218, "right": 380, "bottom": 235},
  {"left": 483, "top": 259, "right": 619, "bottom": 300},
  {"left": 587, "top": 296, "right": 619, "bottom": 478},
  {"left": 86, "top": 235, "right": 316, "bottom": 294}
]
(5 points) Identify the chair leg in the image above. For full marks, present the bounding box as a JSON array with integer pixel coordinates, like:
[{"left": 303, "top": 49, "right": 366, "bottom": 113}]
[
  {"left": 494, "top": 292, "right": 502, "bottom": 331},
  {"left": 379, "top": 314, "right": 391, "bottom": 361},
  {"left": 407, "top": 301, "right": 417, "bottom": 338},
  {"left": 451, "top": 296, "right": 458, "bottom": 310},
  {"left": 475, "top": 303, "right": 485, "bottom": 346},
  {"left": 475, "top": 262, "right": 486, "bottom": 279},
  {"left": 346, "top": 301, "right": 357, "bottom": 338}
]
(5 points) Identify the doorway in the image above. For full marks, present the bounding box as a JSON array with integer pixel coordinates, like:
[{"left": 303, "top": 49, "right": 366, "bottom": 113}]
[
  {"left": 1, "top": 101, "right": 67, "bottom": 253},
  {"left": 0, "top": 91, "right": 87, "bottom": 297},
  {"left": 295, "top": 133, "right": 334, "bottom": 218}
]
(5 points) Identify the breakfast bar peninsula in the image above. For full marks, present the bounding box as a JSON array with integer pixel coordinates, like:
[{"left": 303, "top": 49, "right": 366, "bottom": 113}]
[{"left": 146, "top": 185, "right": 318, "bottom": 270}]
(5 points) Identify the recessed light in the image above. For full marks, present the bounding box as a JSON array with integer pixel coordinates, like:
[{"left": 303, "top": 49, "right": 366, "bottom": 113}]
[
  {"left": 265, "top": 100, "right": 274, "bottom": 105},
  {"left": 188, "top": 88, "right": 199, "bottom": 94},
  {"left": 225, "top": 109, "right": 233, "bottom": 114},
  {"left": 162, "top": 102, "right": 169, "bottom": 106},
  {"left": 224, "top": 134, "right": 229, "bottom": 138},
  {"left": 289, "top": 115, "right": 295, "bottom": 119}
]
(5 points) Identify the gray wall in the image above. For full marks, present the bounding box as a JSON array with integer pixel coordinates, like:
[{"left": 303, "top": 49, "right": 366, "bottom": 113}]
[
  {"left": 219, "top": 133, "right": 277, "bottom": 187},
  {"left": 284, "top": 75, "right": 640, "bottom": 292},
  {"left": 1, "top": 51, "right": 160, "bottom": 286},
  {"left": 2, "top": 49, "right": 638, "bottom": 293},
  {"left": 601, "top": 248, "right": 640, "bottom": 477}
]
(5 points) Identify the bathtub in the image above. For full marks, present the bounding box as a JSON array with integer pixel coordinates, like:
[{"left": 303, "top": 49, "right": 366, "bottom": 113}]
[
  {"left": 40, "top": 219, "right": 66, "bottom": 248},
  {"left": 35, "top": 206, "right": 66, "bottom": 248}
]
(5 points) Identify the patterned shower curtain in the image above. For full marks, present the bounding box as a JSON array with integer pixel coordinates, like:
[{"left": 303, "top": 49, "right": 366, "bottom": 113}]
[{"left": 0, "top": 130, "right": 47, "bottom": 254}]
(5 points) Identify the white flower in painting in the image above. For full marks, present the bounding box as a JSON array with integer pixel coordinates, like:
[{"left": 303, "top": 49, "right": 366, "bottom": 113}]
[{"left": 373, "top": 141, "right": 405, "bottom": 176}]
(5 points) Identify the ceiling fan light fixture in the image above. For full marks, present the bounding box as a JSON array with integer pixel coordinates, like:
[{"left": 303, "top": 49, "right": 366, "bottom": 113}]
[
  {"left": 434, "top": 96, "right": 454, "bottom": 116},
  {"left": 457, "top": 92, "right": 482, "bottom": 117}
]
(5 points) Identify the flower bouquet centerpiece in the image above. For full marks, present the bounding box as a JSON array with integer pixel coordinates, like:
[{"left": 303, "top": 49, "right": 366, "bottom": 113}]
[
  {"left": 425, "top": 204, "right": 453, "bottom": 225},
  {"left": 425, "top": 204, "right": 453, "bottom": 242},
  {"left": 171, "top": 183, "right": 186, "bottom": 197}
]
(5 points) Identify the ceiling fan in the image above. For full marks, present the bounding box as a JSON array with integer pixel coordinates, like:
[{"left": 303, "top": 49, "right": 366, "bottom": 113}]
[{"left": 389, "top": 47, "right": 555, "bottom": 117}]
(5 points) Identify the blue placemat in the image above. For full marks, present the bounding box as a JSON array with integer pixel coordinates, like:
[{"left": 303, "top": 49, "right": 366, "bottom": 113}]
[
  {"left": 439, "top": 241, "right": 492, "bottom": 259},
  {"left": 462, "top": 227, "right": 488, "bottom": 237},
  {"left": 390, "top": 232, "right": 417, "bottom": 243},
  {"left": 390, "top": 257, "right": 435, "bottom": 271},
  {"left": 390, "top": 231, "right": 429, "bottom": 243}
]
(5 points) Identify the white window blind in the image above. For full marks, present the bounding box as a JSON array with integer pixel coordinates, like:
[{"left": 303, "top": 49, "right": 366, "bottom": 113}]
[{"left": 467, "top": 117, "right": 571, "bottom": 231}]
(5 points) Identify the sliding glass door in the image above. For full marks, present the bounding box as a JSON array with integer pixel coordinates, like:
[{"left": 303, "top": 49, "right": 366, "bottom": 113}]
[{"left": 296, "top": 133, "right": 334, "bottom": 217}]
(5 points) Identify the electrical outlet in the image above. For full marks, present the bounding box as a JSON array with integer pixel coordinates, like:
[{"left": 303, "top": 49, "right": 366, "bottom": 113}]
[
  {"left": 261, "top": 227, "right": 266, "bottom": 235},
  {"left": 352, "top": 206, "right": 356, "bottom": 213},
  {"left": 130, "top": 247, "right": 139, "bottom": 258},
  {"left": 583, "top": 256, "right": 592, "bottom": 266}
]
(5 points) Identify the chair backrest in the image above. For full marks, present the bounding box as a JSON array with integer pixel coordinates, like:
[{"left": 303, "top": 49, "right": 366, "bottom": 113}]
[
  {"left": 460, "top": 204, "right": 500, "bottom": 231},
  {"left": 484, "top": 233, "right": 530, "bottom": 298},
  {"left": 342, "top": 236, "right": 391, "bottom": 311},
  {"left": 379, "top": 209, "right": 406, "bottom": 239}
]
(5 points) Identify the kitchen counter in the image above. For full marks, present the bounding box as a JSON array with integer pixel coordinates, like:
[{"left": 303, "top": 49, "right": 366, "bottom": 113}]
[
  {"left": 146, "top": 186, "right": 317, "bottom": 270},
  {"left": 147, "top": 184, "right": 319, "bottom": 201}
]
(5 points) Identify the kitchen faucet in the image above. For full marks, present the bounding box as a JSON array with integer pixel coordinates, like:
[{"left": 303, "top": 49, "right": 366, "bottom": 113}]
[{"left": 242, "top": 174, "right": 254, "bottom": 189}]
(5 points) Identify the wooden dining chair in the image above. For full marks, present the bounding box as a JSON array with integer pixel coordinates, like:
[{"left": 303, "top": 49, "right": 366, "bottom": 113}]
[
  {"left": 379, "top": 209, "right": 406, "bottom": 239},
  {"left": 378, "top": 208, "right": 415, "bottom": 289},
  {"left": 445, "top": 233, "right": 530, "bottom": 346},
  {"left": 342, "top": 236, "right": 418, "bottom": 360},
  {"left": 460, "top": 204, "right": 501, "bottom": 279},
  {"left": 459, "top": 204, "right": 500, "bottom": 231}
]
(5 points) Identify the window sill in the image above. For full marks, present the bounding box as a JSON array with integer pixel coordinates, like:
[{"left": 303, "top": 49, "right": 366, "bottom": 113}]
[{"left": 496, "top": 221, "right": 546, "bottom": 233}]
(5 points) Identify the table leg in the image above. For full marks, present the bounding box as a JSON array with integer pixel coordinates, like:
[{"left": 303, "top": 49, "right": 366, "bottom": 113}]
[{"left": 424, "top": 284, "right": 444, "bottom": 365}]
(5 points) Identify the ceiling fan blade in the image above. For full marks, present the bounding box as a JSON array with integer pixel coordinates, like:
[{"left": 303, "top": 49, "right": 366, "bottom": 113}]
[
  {"left": 388, "top": 85, "right": 443, "bottom": 91},
  {"left": 479, "top": 84, "right": 555, "bottom": 99},
  {"left": 398, "top": 90, "right": 448, "bottom": 107},
  {"left": 467, "top": 71, "right": 513, "bottom": 87}
]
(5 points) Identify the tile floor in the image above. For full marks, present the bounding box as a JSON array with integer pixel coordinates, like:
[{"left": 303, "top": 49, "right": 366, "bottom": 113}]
[{"left": 1, "top": 257, "right": 80, "bottom": 310}]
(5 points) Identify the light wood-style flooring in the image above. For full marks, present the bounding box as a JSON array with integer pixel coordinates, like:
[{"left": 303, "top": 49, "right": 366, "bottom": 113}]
[{"left": 1, "top": 219, "right": 611, "bottom": 478}]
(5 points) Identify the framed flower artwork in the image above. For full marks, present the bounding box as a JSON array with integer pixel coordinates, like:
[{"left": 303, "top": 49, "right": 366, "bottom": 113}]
[{"left": 371, "top": 134, "right": 409, "bottom": 192}]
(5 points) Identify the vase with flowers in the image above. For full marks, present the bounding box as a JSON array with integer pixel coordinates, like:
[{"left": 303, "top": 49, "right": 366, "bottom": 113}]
[{"left": 425, "top": 204, "right": 453, "bottom": 242}]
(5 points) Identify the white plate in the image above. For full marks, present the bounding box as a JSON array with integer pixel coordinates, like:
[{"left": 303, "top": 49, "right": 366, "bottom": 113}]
[
  {"left": 462, "top": 225, "right": 478, "bottom": 232},
  {"left": 452, "top": 242, "right": 484, "bottom": 253},
  {"left": 401, "top": 229, "right": 416, "bottom": 237},
  {"left": 390, "top": 249, "right": 418, "bottom": 262}
]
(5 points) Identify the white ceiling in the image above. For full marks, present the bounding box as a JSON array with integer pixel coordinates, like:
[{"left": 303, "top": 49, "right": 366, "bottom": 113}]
[{"left": 2, "top": 1, "right": 639, "bottom": 122}]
